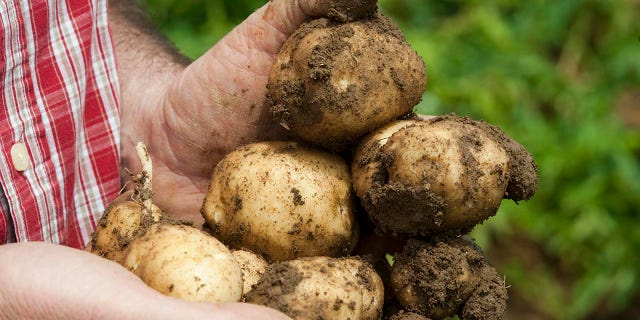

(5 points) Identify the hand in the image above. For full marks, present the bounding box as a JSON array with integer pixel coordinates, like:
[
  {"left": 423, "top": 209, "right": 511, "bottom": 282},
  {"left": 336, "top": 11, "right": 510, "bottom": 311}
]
[
  {"left": 116, "top": 0, "right": 377, "bottom": 224},
  {"left": 0, "top": 242, "right": 290, "bottom": 319}
]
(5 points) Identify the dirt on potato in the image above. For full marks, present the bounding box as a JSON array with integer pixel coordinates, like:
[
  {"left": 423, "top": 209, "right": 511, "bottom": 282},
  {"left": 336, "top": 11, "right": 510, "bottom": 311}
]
[
  {"left": 390, "top": 237, "right": 506, "bottom": 320},
  {"left": 461, "top": 266, "right": 508, "bottom": 320}
]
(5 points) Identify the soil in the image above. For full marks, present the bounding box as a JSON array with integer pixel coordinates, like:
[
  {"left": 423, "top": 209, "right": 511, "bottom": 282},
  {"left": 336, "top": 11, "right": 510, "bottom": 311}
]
[{"left": 390, "top": 237, "right": 506, "bottom": 320}]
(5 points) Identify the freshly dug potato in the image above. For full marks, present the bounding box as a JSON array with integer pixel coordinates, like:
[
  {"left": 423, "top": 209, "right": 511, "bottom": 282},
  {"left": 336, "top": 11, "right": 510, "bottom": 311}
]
[
  {"left": 231, "top": 249, "right": 269, "bottom": 297},
  {"left": 245, "top": 256, "right": 384, "bottom": 320},
  {"left": 389, "top": 237, "right": 506, "bottom": 320},
  {"left": 88, "top": 192, "right": 163, "bottom": 262},
  {"left": 88, "top": 143, "right": 164, "bottom": 261},
  {"left": 268, "top": 13, "right": 426, "bottom": 150},
  {"left": 352, "top": 114, "right": 538, "bottom": 235},
  {"left": 202, "top": 141, "right": 358, "bottom": 262},
  {"left": 121, "top": 223, "right": 243, "bottom": 304}
]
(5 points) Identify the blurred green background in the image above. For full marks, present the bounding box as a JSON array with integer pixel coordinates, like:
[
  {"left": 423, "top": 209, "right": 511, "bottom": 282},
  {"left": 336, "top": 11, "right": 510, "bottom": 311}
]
[{"left": 138, "top": 0, "right": 640, "bottom": 318}]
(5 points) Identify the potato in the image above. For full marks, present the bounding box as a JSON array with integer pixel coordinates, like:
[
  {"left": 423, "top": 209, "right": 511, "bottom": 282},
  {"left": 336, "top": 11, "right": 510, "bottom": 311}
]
[
  {"left": 268, "top": 13, "right": 426, "bottom": 150},
  {"left": 121, "top": 223, "right": 243, "bottom": 304},
  {"left": 352, "top": 115, "right": 538, "bottom": 235},
  {"left": 88, "top": 143, "right": 165, "bottom": 261},
  {"left": 202, "top": 141, "right": 358, "bottom": 262},
  {"left": 389, "top": 237, "right": 498, "bottom": 320},
  {"left": 88, "top": 192, "right": 163, "bottom": 262},
  {"left": 231, "top": 249, "right": 269, "bottom": 297},
  {"left": 245, "top": 256, "right": 384, "bottom": 320}
]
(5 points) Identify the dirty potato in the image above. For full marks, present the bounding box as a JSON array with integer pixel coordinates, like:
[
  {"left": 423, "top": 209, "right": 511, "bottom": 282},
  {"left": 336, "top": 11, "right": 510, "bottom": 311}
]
[
  {"left": 352, "top": 115, "right": 538, "bottom": 235},
  {"left": 268, "top": 13, "right": 426, "bottom": 150},
  {"left": 246, "top": 256, "right": 384, "bottom": 320},
  {"left": 202, "top": 141, "right": 358, "bottom": 262}
]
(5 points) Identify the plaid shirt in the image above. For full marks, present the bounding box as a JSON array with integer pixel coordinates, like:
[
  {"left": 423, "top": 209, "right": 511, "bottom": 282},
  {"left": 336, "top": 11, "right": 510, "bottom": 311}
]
[{"left": 0, "top": 0, "right": 120, "bottom": 248}]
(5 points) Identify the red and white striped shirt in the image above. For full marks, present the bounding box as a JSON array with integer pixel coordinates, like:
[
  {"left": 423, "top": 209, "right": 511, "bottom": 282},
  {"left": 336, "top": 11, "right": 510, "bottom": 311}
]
[{"left": 0, "top": 0, "right": 121, "bottom": 248}]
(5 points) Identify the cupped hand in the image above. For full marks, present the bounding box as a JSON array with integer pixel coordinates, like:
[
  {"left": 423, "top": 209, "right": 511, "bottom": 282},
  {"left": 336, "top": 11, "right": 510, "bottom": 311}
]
[
  {"left": 0, "top": 242, "right": 289, "bottom": 319},
  {"left": 121, "top": 0, "right": 377, "bottom": 224}
]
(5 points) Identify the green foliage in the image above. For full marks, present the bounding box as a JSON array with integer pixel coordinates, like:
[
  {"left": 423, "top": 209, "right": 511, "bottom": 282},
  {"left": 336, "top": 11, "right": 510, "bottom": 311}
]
[{"left": 140, "top": 0, "right": 640, "bottom": 318}]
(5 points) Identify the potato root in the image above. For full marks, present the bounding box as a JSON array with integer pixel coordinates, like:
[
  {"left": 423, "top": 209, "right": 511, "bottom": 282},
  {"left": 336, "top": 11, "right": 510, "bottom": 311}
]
[
  {"left": 390, "top": 237, "right": 506, "bottom": 320},
  {"left": 352, "top": 114, "right": 538, "bottom": 235},
  {"left": 202, "top": 141, "right": 358, "bottom": 261},
  {"left": 121, "top": 223, "right": 243, "bottom": 304},
  {"left": 245, "top": 256, "right": 384, "bottom": 320},
  {"left": 268, "top": 13, "right": 426, "bottom": 150}
]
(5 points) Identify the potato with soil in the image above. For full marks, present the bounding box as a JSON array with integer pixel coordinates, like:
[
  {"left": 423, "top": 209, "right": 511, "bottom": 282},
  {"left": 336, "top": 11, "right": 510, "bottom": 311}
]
[
  {"left": 352, "top": 114, "right": 538, "bottom": 236},
  {"left": 268, "top": 13, "right": 426, "bottom": 150},
  {"left": 121, "top": 223, "right": 244, "bottom": 304},
  {"left": 245, "top": 256, "right": 384, "bottom": 320},
  {"left": 88, "top": 193, "right": 163, "bottom": 262},
  {"left": 389, "top": 237, "right": 507, "bottom": 320},
  {"left": 202, "top": 141, "right": 358, "bottom": 262},
  {"left": 88, "top": 143, "right": 164, "bottom": 261}
]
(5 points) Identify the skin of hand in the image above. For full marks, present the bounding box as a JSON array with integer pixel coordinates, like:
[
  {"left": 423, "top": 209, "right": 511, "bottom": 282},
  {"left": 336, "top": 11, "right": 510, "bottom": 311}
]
[
  {"left": 0, "top": 242, "right": 290, "bottom": 320},
  {"left": 111, "top": 0, "right": 376, "bottom": 225}
]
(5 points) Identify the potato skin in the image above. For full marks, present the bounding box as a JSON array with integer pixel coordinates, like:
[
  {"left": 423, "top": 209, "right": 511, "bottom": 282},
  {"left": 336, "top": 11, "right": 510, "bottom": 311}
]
[
  {"left": 121, "top": 223, "right": 243, "bottom": 304},
  {"left": 352, "top": 116, "right": 512, "bottom": 235},
  {"left": 202, "top": 141, "right": 358, "bottom": 262},
  {"left": 268, "top": 13, "right": 426, "bottom": 150},
  {"left": 245, "top": 256, "right": 384, "bottom": 320}
]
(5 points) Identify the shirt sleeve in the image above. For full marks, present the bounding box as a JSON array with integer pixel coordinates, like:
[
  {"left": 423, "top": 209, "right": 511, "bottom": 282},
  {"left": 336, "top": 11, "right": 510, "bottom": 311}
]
[{"left": 0, "top": 0, "right": 121, "bottom": 248}]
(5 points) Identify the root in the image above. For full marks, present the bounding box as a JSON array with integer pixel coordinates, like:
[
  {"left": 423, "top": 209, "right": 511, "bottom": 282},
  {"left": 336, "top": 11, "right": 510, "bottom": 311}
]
[{"left": 132, "top": 142, "right": 153, "bottom": 217}]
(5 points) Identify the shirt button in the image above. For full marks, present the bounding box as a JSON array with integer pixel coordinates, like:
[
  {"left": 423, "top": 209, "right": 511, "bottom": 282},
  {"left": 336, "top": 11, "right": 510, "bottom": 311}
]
[{"left": 11, "top": 143, "right": 30, "bottom": 171}]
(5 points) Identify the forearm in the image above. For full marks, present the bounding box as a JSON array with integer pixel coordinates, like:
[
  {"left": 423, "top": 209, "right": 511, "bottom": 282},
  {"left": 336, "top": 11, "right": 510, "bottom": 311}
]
[
  {"left": 108, "top": 0, "right": 188, "bottom": 89},
  {"left": 108, "top": 0, "right": 187, "bottom": 168}
]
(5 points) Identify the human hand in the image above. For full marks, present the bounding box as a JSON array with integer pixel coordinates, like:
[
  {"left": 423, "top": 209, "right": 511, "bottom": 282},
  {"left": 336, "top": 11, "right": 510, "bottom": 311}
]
[
  {"left": 117, "top": 0, "right": 378, "bottom": 224},
  {"left": 0, "top": 242, "right": 290, "bottom": 319}
]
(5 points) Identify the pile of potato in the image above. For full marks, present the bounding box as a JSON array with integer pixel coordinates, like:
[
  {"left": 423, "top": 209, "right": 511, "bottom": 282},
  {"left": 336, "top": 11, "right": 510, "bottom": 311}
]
[{"left": 88, "top": 2, "right": 538, "bottom": 320}]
